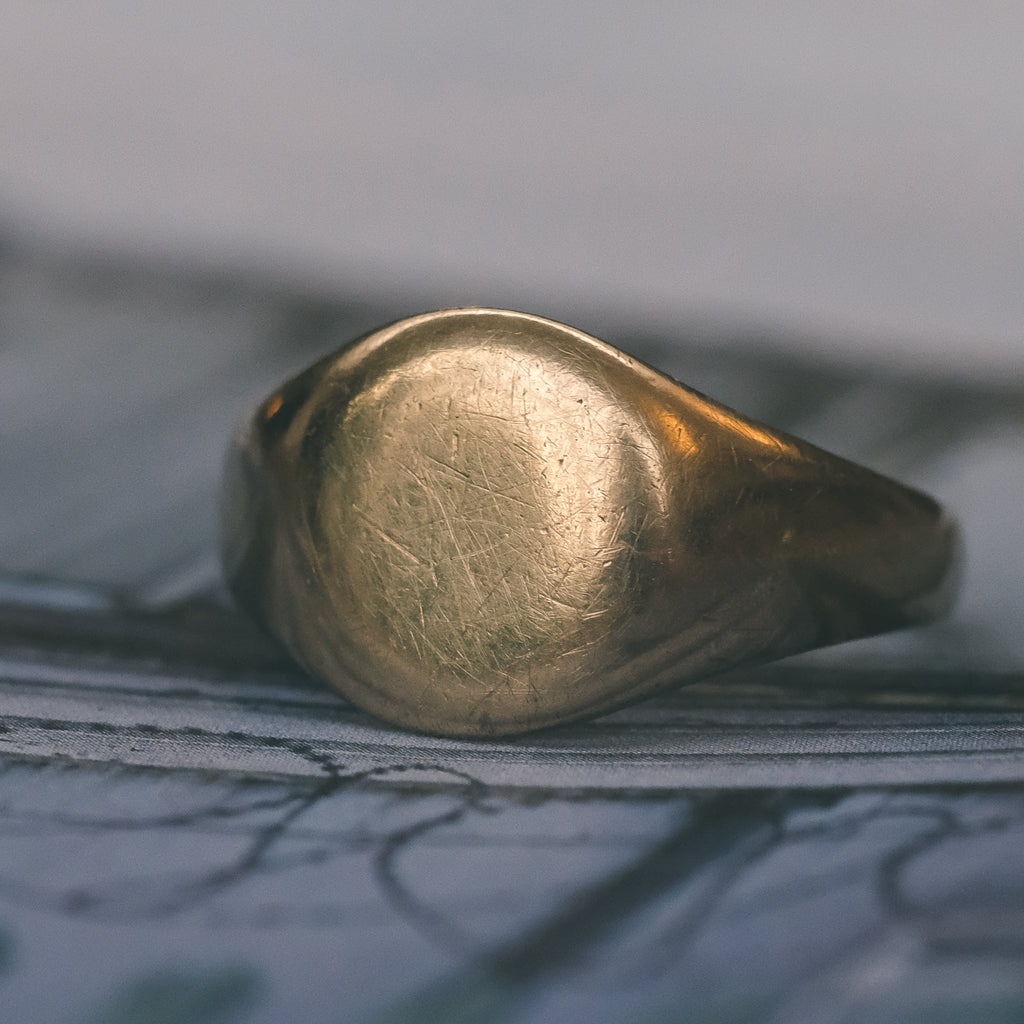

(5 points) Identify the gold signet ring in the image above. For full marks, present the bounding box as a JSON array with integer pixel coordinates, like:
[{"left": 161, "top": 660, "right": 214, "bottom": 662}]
[{"left": 222, "top": 309, "right": 960, "bottom": 738}]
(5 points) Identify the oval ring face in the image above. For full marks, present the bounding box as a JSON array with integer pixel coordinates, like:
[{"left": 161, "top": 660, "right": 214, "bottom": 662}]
[
  {"left": 225, "top": 308, "right": 959, "bottom": 737},
  {"left": 309, "top": 314, "right": 667, "bottom": 732}
]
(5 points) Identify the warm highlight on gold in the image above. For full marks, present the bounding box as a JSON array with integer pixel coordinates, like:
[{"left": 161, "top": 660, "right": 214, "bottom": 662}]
[{"left": 223, "top": 309, "right": 959, "bottom": 737}]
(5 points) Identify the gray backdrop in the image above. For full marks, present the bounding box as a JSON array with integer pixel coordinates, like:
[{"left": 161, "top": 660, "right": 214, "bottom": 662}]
[{"left": 2, "top": 7, "right": 1023, "bottom": 1024}]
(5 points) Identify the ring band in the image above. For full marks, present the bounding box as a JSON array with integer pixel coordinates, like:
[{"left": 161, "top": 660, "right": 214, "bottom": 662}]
[{"left": 222, "top": 308, "right": 960, "bottom": 737}]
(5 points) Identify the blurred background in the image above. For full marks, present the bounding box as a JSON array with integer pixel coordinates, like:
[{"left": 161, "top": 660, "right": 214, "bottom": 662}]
[
  {"left": 3, "top": 1, "right": 1023, "bottom": 377},
  {"left": 2, "top": 0, "right": 1021, "bottom": 656},
  {"left": 2, "top": 8, "right": 1024, "bottom": 1022}
]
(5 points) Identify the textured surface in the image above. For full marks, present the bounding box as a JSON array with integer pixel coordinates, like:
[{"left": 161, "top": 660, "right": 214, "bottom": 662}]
[{"left": 1, "top": 238, "right": 1023, "bottom": 1021}]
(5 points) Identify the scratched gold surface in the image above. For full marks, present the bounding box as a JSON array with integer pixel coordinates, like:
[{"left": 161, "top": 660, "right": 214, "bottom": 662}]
[{"left": 223, "top": 309, "right": 959, "bottom": 736}]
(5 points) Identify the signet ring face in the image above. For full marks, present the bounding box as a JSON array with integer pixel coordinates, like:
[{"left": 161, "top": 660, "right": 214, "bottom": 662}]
[{"left": 222, "top": 309, "right": 960, "bottom": 737}]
